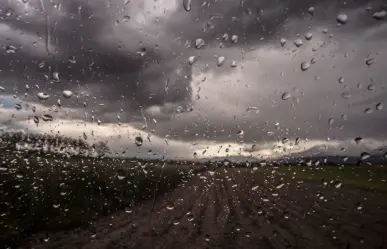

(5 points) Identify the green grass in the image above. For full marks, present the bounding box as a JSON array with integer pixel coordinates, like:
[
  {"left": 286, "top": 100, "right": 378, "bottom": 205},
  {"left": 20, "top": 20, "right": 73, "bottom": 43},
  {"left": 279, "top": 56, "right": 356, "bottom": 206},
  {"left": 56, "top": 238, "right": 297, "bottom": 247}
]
[
  {"left": 269, "top": 165, "right": 387, "bottom": 192},
  {"left": 0, "top": 150, "right": 204, "bottom": 248}
]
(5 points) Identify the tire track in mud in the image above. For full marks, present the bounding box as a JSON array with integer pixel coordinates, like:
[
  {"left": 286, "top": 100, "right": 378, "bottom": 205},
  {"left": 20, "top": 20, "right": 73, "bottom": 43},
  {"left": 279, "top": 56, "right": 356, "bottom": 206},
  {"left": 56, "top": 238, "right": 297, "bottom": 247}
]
[{"left": 23, "top": 168, "right": 387, "bottom": 249}]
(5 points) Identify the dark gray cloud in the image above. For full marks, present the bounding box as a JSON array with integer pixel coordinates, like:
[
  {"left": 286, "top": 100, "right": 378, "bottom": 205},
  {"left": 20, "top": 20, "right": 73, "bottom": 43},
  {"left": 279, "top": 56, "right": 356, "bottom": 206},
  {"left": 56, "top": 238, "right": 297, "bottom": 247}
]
[{"left": 1, "top": 0, "right": 387, "bottom": 158}]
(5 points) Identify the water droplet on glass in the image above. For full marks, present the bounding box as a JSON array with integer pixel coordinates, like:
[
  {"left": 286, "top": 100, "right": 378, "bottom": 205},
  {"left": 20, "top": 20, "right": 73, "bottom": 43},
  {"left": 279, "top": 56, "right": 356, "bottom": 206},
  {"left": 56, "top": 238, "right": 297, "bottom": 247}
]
[
  {"left": 305, "top": 32, "right": 313, "bottom": 40},
  {"left": 63, "top": 90, "right": 73, "bottom": 98},
  {"left": 337, "top": 13, "right": 348, "bottom": 24},
  {"left": 342, "top": 92, "right": 351, "bottom": 99},
  {"left": 33, "top": 116, "right": 39, "bottom": 124},
  {"left": 282, "top": 92, "right": 291, "bottom": 100},
  {"left": 280, "top": 38, "right": 287, "bottom": 47},
  {"left": 188, "top": 56, "right": 196, "bottom": 65},
  {"left": 42, "top": 114, "right": 53, "bottom": 122},
  {"left": 53, "top": 72, "right": 60, "bottom": 81},
  {"left": 338, "top": 77, "right": 344, "bottom": 83},
  {"left": 301, "top": 61, "right": 310, "bottom": 71},
  {"left": 15, "top": 103, "right": 22, "bottom": 110},
  {"left": 294, "top": 39, "right": 303, "bottom": 47},
  {"left": 166, "top": 204, "right": 175, "bottom": 210},
  {"left": 68, "top": 56, "right": 76, "bottom": 64},
  {"left": 334, "top": 181, "right": 342, "bottom": 188},
  {"left": 373, "top": 10, "right": 386, "bottom": 20},
  {"left": 135, "top": 137, "right": 143, "bottom": 146},
  {"left": 364, "top": 108, "right": 372, "bottom": 114},
  {"left": 230, "top": 60, "right": 237, "bottom": 68},
  {"left": 283, "top": 212, "right": 290, "bottom": 219},
  {"left": 276, "top": 183, "right": 285, "bottom": 189},
  {"left": 245, "top": 231, "right": 252, "bottom": 238},
  {"left": 53, "top": 204, "right": 60, "bottom": 208},
  {"left": 204, "top": 234, "right": 210, "bottom": 242},
  {"left": 172, "top": 218, "right": 180, "bottom": 225},
  {"left": 367, "top": 84, "right": 375, "bottom": 91},
  {"left": 122, "top": 15, "right": 131, "bottom": 22},
  {"left": 356, "top": 203, "right": 363, "bottom": 210},
  {"left": 308, "top": 6, "right": 315, "bottom": 15},
  {"left": 217, "top": 56, "right": 225, "bottom": 66},
  {"left": 282, "top": 138, "right": 289, "bottom": 144},
  {"left": 354, "top": 137, "right": 363, "bottom": 144},
  {"left": 361, "top": 152, "right": 371, "bottom": 160},
  {"left": 37, "top": 92, "right": 50, "bottom": 100},
  {"left": 183, "top": 0, "right": 192, "bottom": 12},
  {"left": 376, "top": 102, "right": 383, "bottom": 111},
  {"left": 237, "top": 130, "right": 244, "bottom": 136},
  {"left": 246, "top": 107, "right": 259, "bottom": 113},
  {"left": 366, "top": 58, "right": 374, "bottom": 66},
  {"left": 195, "top": 38, "right": 205, "bottom": 49},
  {"left": 231, "top": 35, "right": 238, "bottom": 44}
]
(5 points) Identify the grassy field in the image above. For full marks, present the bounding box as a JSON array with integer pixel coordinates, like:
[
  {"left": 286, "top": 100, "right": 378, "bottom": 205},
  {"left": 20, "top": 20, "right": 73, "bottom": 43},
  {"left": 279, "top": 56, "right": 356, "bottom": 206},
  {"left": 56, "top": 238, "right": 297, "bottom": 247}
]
[
  {"left": 0, "top": 150, "right": 204, "bottom": 248},
  {"left": 266, "top": 165, "right": 387, "bottom": 192}
]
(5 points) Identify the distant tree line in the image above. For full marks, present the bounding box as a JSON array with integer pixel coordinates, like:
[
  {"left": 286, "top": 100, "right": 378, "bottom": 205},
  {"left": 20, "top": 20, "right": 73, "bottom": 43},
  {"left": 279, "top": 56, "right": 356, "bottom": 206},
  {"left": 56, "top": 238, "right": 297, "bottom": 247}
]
[{"left": 0, "top": 131, "right": 110, "bottom": 157}]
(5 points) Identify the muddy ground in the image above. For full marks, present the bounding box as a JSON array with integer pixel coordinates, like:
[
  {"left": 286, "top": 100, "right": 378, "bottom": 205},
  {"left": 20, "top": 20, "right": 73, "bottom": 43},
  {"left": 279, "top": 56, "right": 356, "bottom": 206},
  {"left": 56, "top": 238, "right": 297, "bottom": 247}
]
[{"left": 23, "top": 168, "right": 387, "bottom": 249}]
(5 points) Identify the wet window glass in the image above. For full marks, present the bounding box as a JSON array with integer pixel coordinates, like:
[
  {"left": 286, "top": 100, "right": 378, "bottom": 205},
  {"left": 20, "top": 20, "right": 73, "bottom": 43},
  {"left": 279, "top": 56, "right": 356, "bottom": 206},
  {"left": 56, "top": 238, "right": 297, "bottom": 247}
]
[{"left": 1, "top": 0, "right": 387, "bottom": 248}]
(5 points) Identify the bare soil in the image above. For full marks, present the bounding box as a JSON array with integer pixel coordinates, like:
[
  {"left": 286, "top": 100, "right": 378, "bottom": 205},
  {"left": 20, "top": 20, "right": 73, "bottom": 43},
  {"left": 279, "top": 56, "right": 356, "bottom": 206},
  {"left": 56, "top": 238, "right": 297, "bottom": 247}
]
[{"left": 22, "top": 168, "right": 387, "bottom": 249}]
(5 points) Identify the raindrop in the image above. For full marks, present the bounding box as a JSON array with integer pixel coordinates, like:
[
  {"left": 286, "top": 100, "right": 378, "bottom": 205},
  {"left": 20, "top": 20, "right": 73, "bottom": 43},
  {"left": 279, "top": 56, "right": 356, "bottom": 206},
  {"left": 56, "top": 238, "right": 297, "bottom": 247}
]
[
  {"left": 217, "top": 56, "right": 225, "bottom": 66},
  {"left": 305, "top": 32, "right": 313, "bottom": 40},
  {"left": 33, "top": 116, "right": 39, "bottom": 124},
  {"left": 328, "top": 118, "right": 334, "bottom": 125},
  {"left": 251, "top": 185, "right": 259, "bottom": 191},
  {"left": 245, "top": 231, "right": 252, "bottom": 238},
  {"left": 135, "top": 137, "right": 143, "bottom": 146},
  {"left": 276, "top": 183, "right": 285, "bottom": 189},
  {"left": 338, "top": 77, "right": 344, "bottom": 83},
  {"left": 53, "top": 204, "right": 60, "bottom": 208},
  {"left": 283, "top": 212, "right": 290, "bottom": 219},
  {"left": 53, "top": 72, "right": 60, "bottom": 81},
  {"left": 376, "top": 102, "right": 383, "bottom": 111},
  {"left": 246, "top": 107, "right": 259, "bottom": 113},
  {"left": 230, "top": 61, "right": 237, "bottom": 68},
  {"left": 341, "top": 92, "right": 351, "bottom": 99},
  {"left": 231, "top": 35, "right": 239, "bottom": 44},
  {"left": 337, "top": 13, "right": 348, "bottom": 24},
  {"left": 301, "top": 61, "right": 310, "bottom": 71},
  {"left": 367, "top": 84, "right": 375, "bottom": 91},
  {"left": 188, "top": 56, "right": 196, "bottom": 65},
  {"left": 172, "top": 218, "right": 180, "bottom": 225},
  {"left": 42, "top": 114, "right": 53, "bottom": 121},
  {"left": 183, "top": 0, "right": 192, "bottom": 12},
  {"left": 15, "top": 103, "right": 22, "bottom": 110},
  {"left": 282, "top": 138, "right": 289, "bottom": 144},
  {"left": 308, "top": 6, "right": 315, "bottom": 15},
  {"left": 373, "top": 10, "right": 386, "bottom": 20},
  {"left": 187, "top": 214, "right": 195, "bottom": 222},
  {"left": 280, "top": 38, "right": 287, "bottom": 47},
  {"left": 204, "top": 234, "right": 210, "bottom": 242},
  {"left": 294, "top": 39, "right": 303, "bottom": 47},
  {"left": 237, "top": 130, "right": 244, "bottom": 136},
  {"left": 68, "top": 56, "right": 76, "bottom": 64},
  {"left": 282, "top": 92, "right": 291, "bottom": 100},
  {"left": 356, "top": 203, "right": 363, "bottom": 210},
  {"left": 37, "top": 92, "right": 50, "bottom": 100},
  {"left": 361, "top": 152, "right": 371, "bottom": 160},
  {"left": 295, "top": 137, "right": 301, "bottom": 145},
  {"left": 235, "top": 223, "right": 241, "bottom": 232},
  {"left": 364, "top": 108, "right": 372, "bottom": 114},
  {"left": 63, "top": 90, "right": 73, "bottom": 98},
  {"left": 334, "top": 181, "right": 342, "bottom": 188},
  {"left": 195, "top": 38, "right": 205, "bottom": 49},
  {"left": 365, "top": 58, "right": 374, "bottom": 66},
  {"left": 122, "top": 15, "right": 131, "bottom": 22},
  {"left": 354, "top": 137, "right": 363, "bottom": 144},
  {"left": 166, "top": 204, "right": 175, "bottom": 210}
]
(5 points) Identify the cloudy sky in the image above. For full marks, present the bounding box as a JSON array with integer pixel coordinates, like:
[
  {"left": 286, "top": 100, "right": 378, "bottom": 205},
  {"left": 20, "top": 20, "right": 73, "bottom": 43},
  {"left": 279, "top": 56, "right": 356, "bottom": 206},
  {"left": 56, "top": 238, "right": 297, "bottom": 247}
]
[{"left": 1, "top": 0, "right": 386, "bottom": 159}]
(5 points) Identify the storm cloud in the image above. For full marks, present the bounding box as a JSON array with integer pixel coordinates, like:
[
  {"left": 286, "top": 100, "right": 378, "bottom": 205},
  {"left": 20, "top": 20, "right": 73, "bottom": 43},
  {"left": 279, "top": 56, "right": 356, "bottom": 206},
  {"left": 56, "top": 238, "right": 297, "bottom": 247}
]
[{"left": 1, "top": 0, "right": 387, "bottom": 159}]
